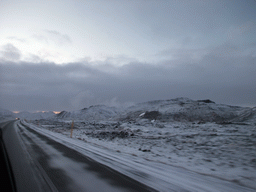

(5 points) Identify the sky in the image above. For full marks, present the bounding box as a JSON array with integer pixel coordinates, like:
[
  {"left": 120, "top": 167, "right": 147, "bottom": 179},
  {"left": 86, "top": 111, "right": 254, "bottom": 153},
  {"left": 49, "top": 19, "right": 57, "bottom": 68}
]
[{"left": 0, "top": 0, "right": 256, "bottom": 112}]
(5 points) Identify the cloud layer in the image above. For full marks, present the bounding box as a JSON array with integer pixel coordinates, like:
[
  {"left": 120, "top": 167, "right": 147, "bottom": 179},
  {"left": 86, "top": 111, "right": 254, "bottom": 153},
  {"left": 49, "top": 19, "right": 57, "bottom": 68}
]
[{"left": 1, "top": 42, "right": 255, "bottom": 111}]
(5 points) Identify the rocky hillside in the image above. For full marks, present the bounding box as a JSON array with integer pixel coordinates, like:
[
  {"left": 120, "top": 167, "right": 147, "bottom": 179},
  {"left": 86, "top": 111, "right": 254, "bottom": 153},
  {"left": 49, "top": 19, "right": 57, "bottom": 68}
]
[
  {"left": 56, "top": 105, "right": 120, "bottom": 121},
  {"left": 55, "top": 98, "right": 254, "bottom": 124},
  {"left": 118, "top": 98, "right": 249, "bottom": 123},
  {"left": 231, "top": 107, "right": 256, "bottom": 123}
]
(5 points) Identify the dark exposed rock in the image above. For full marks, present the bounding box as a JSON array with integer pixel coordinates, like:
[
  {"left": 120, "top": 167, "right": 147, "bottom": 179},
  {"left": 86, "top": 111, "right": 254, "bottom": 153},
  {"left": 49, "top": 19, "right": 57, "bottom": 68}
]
[
  {"left": 197, "top": 99, "right": 215, "bottom": 104},
  {"left": 143, "top": 111, "right": 161, "bottom": 120}
]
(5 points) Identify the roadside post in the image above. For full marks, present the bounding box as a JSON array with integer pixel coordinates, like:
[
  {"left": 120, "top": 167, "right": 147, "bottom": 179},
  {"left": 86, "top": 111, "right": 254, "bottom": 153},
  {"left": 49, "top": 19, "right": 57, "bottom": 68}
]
[{"left": 70, "top": 120, "right": 74, "bottom": 138}]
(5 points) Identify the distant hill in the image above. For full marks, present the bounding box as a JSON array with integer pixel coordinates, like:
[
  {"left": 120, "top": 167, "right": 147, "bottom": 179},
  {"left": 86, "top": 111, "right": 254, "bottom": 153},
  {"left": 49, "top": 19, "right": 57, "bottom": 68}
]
[
  {"left": 0, "top": 109, "right": 56, "bottom": 120},
  {"left": 56, "top": 105, "right": 120, "bottom": 121},
  {"left": 54, "top": 97, "right": 255, "bottom": 124},
  {"left": 1, "top": 98, "right": 255, "bottom": 123},
  {"left": 231, "top": 107, "right": 256, "bottom": 123},
  {"left": 117, "top": 97, "right": 249, "bottom": 123},
  {"left": 0, "top": 108, "right": 15, "bottom": 120},
  {"left": 14, "top": 111, "right": 56, "bottom": 120}
]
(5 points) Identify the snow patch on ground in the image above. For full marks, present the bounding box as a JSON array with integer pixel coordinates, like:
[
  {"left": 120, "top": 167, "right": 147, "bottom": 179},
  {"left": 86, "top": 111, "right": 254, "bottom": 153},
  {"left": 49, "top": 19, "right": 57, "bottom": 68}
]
[{"left": 23, "top": 119, "right": 256, "bottom": 191}]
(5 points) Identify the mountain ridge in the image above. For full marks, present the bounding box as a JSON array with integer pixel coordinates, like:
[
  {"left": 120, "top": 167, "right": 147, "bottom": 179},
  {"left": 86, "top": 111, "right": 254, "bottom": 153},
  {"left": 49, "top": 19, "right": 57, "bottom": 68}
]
[
  {"left": 1, "top": 98, "right": 255, "bottom": 123},
  {"left": 54, "top": 98, "right": 255, "bottom": 124}
]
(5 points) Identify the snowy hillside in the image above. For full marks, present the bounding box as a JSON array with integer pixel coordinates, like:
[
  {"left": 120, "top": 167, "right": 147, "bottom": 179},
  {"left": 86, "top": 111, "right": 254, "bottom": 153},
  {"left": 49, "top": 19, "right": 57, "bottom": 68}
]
[
  {"left": 53, "top": 97, "right": 255, "bottom": 124},
  {"left": 119, "top": 98, "right": 249, "bottom": 123},
  {"left": 0, "top": 108, "right": 13, "bottom": 116},
  {"left": 0, "top": 108, "right": 14, "bottom": 121},
  {"left": 1, "top": 98, "right": 255, "bottom": 123},
  {"left": 231, "top": 107, "right": 256, "bottom": 123},
  {"left": 56, "top": 105, "right": 120, "bottom": 121}
]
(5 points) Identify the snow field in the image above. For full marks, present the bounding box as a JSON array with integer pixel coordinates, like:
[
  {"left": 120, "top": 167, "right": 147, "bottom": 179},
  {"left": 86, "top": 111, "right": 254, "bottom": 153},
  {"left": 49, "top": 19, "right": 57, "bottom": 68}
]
[{"left": 28, "top": 119, "right": 256, "bottom": 191}]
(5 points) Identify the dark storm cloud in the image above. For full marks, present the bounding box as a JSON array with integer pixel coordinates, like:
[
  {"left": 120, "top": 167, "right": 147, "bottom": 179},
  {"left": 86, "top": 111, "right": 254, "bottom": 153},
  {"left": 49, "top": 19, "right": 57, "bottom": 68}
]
[{"left": 1, "top": 43, "right": 255, "bottom": 111}]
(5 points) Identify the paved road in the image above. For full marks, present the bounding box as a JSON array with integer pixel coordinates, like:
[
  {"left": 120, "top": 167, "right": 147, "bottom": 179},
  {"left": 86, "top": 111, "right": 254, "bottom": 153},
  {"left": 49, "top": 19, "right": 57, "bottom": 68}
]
[{"left": 0, "top": 121, "right": 155, "bottom": 192}]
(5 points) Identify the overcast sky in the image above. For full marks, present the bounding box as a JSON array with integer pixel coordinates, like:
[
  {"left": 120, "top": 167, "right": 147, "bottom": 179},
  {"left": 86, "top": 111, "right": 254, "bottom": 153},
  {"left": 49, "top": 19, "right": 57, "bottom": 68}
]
[{"left": 0, "top": 0, "right": 256, "bottom": 112}]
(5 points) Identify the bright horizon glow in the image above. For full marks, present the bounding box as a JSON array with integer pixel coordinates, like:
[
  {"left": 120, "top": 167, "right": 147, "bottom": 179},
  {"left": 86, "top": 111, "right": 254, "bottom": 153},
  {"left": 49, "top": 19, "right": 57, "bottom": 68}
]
[
  {"left": 0, "top": 0, "right": 159, "bottom": 64},
  {"left": 2, "top": 0, "right": 255, "bottom": 65}
]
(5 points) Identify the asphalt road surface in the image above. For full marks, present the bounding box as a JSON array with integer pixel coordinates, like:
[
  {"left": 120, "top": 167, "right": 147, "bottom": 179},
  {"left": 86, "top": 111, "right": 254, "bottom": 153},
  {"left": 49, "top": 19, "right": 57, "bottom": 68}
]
[{"left": 0, "top": 120, "right": 155, "bottom": 192}]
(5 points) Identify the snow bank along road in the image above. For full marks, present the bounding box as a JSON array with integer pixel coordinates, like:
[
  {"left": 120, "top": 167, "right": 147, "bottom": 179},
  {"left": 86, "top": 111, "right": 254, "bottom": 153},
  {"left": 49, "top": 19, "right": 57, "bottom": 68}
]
[{"left": 1, "top": 120, "right": 255, "bottom": 192}]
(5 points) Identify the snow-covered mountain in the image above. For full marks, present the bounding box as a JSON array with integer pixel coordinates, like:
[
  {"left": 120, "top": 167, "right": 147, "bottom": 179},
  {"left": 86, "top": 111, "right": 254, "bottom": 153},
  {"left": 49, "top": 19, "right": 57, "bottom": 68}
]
[
  {"left": 0, "top": 108, "right": 15, "bottom": 120},
  {"left": 56, "top": 105, "right": 120, "bottom": 121},
  {"left": 0, "top": 108, "right": 13, "bottom": 116},
  {"left": 1, "top": 98, "right": 255, "bottom": 123},
  {"left": 115, "top": 97, "right": 249, "bottom": 123},
  {"left": 231, "top": 107, "right": 256, "bottom": 123},
  {"left": 55, "top": 98, "right": 255, "bottom": 123}
]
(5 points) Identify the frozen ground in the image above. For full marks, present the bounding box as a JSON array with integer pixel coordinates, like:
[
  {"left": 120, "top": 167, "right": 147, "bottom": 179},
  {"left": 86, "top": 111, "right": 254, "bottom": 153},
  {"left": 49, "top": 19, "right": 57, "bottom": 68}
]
[
  {"left": 2, "top": 98, "right": 256, "bottom": 190},
  {"left": 29, "top": 118, "right": 256, "bottom": 190}
]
